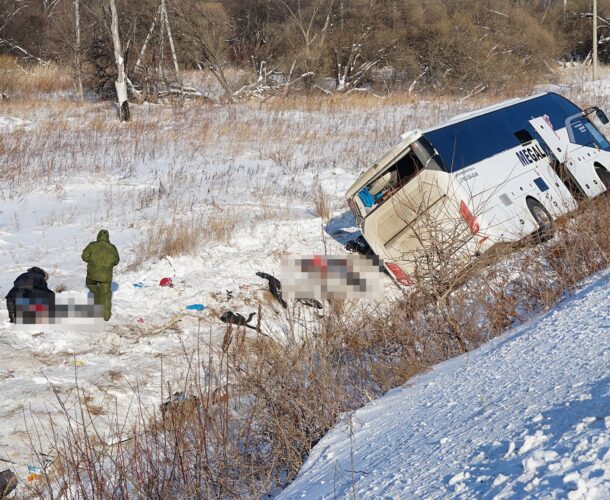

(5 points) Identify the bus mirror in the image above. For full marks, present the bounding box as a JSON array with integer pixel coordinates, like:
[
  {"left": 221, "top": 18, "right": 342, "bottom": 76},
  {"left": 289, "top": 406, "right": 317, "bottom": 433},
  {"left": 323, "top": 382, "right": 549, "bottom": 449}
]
[{"left": 596, "top": 108, "right": 609, "bottom": 125}]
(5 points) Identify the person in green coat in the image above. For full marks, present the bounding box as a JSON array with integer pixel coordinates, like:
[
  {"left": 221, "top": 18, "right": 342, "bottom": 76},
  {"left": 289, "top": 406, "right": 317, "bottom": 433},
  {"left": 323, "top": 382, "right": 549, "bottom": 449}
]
[{"left": 82, "top": 229, "right": 120, "bottom": 321}]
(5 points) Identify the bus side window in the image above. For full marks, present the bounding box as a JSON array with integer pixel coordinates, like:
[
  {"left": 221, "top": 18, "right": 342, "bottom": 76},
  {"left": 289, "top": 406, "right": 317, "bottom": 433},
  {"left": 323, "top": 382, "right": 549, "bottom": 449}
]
[{"left": 514, "top": 129, "right": 534, "bottom": 144}]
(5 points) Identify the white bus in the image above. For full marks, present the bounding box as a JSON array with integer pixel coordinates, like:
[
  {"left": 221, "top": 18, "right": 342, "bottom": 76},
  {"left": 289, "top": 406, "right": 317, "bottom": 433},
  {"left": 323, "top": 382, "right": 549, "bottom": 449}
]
[{"left": 346, "top": 92, "right": 610, "bottom": 285}]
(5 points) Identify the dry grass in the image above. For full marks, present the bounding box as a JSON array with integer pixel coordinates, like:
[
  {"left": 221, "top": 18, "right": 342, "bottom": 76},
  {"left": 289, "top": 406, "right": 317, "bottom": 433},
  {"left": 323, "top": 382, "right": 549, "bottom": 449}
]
[
  {"left": 28, "top": 196, "right": 610, "bottom": 498},
  {"left": 312, "top": 180, "right": 331, "bottom": 220},
  {"left": 205, "top": 209, "right": 238, "bottom": 244},
  {"left": 128, "top": 209, "right": 239, "bottom": 269},
  {"left": 0, "top": 55, "right": 73, "bottom": 96}
]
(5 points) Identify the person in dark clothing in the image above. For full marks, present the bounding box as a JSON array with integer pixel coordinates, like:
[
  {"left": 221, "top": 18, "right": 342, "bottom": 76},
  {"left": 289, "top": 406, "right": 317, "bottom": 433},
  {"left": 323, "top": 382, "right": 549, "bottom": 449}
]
[
  {"left": 5, "top": 267, "right": 55, "bottom": 323},
  {"left": 82, "top": 229, "right": 120, "bottom": 321}
]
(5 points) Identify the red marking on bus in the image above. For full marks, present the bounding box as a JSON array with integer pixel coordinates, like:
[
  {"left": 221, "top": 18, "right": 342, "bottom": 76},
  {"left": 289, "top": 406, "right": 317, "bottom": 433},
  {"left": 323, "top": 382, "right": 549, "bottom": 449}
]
[
  {"left": 460, "top": 201, "right": 480, "bottom": 235},
  {"left": 386, "top": 263, "right": 413, "bottom": 285}
]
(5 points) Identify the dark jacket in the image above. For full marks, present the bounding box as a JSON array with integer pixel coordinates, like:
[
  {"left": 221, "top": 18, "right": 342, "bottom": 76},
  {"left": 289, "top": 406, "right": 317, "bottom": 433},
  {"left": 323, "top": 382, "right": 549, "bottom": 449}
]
[
  {"left": 5, "top": 267, "right": 55, "bottom": 322},
  {"left": 82, "top": 230, "right": 120, "bottom": 283},
  {"left": 5, "top": 267, "right": 53, "bottom": 300}
]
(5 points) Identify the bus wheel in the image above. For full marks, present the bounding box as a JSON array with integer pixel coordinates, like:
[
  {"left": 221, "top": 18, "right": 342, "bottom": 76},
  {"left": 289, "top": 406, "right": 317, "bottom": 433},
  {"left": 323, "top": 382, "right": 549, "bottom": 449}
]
[
  {"left": 595, "top": 165, "right": 610, "bottom": 189},
  {"left": 527, "top": 198, "right": 554, "bottom": 243}
]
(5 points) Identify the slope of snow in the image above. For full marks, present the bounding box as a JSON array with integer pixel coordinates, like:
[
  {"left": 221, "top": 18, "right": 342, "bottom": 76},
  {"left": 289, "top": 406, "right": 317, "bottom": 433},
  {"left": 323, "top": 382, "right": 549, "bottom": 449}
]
[{"left": 280, "top": 269, "right": 610, "bottom": 499}]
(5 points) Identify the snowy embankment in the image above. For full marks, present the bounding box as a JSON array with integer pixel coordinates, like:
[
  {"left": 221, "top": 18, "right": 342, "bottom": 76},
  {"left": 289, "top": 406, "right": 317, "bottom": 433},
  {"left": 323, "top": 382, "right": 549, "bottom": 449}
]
[{"left": 280, "top": 269, "right": 610, "bottom": 499}]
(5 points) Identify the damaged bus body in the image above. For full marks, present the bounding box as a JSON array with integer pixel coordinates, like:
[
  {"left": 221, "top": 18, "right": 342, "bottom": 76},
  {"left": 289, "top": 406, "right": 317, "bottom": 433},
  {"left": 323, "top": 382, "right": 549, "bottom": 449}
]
[{"left": 346, "top": 92, "right": 610, "bottom": 285}]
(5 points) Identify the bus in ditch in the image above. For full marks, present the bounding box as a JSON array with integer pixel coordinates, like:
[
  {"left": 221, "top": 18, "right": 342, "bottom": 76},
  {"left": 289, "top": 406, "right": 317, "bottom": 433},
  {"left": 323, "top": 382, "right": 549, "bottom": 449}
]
[{"left": 345, "top": 92, "right": 610, "bottom": 285}]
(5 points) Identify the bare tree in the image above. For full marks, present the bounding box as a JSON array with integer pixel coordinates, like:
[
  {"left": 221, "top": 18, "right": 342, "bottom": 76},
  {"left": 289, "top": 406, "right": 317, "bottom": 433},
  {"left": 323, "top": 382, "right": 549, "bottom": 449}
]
[
  {"left": 41, "top": 0, "right": 62, "bottom": 19},
  {"left": 277, "top": 0, "right": 335, "bottom": 59},
  {"left": 0, "top": 0, "right": 48, "bottom": 63},
  {"left": 74, "top": 0, "right": 83, "bottom": 101},
  {"left": 334, "top": 30, "right": 391, "bottom": 92},
  {"left": 161, "top": 0, "right": 183, "bottom": 99},
  {"left": 109, "top": 0, "right": 130, "bottom": 121},
  {"left": 171, "top": 0, "right": 233, "bottom": 102}
]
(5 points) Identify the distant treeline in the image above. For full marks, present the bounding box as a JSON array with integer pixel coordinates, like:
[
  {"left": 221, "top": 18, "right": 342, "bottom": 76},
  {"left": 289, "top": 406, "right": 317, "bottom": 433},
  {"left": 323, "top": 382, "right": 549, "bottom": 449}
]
[{"left": 0, "top": 0, "right": 607, "bottom": 95}]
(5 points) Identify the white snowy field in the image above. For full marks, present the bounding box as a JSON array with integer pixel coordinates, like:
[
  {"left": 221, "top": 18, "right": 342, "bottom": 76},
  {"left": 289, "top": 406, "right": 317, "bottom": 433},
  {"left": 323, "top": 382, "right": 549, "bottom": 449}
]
[
  {"left": 0, "top": 95, "right": 458, "bottom": 479},
  {"left": 280, "top": 268, "right": 610, "bottom": 499},
  {"left": 0, "top": 83, "right": 608, "bottom": 488}
]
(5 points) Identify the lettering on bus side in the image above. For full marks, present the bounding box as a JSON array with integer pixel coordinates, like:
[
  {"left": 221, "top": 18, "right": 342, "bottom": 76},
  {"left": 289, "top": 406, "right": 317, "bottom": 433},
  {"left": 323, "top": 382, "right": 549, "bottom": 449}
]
[{"left": 515, "top": 144, "right": 547, "bottom": 166}]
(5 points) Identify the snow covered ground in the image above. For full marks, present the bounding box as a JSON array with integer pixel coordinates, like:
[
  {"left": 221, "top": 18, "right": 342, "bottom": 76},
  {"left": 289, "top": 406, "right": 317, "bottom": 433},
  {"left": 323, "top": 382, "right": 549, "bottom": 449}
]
[
  {"left": 0, "top": 97, "right": 417, "bottom": 480},
  {"left": 0, "top": 85, "right": 608, "bottom": 490},
  {"left": 280, "top": 268, "right": 610, "bottom": 499}
]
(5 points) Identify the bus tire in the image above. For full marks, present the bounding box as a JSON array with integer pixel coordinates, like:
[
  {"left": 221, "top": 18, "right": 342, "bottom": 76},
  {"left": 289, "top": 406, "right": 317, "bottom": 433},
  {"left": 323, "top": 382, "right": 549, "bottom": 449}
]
[
  {"left": 526, "top": 198, "right": 554, "bottom": 243},
  {"left": 595, "top": 165, "right": 610, "bottom": 190}
]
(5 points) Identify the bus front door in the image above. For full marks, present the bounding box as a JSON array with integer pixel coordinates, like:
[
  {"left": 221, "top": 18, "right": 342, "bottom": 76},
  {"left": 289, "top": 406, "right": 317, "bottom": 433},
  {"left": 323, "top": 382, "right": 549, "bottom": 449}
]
[{"left": 529, "top": 116, "right": 606, "bottom": 199}]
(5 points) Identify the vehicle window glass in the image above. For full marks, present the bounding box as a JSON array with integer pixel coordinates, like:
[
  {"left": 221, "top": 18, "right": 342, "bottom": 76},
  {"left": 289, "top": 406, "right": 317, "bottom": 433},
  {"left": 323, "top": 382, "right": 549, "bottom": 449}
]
[
  {"left": 359, "top": 150, "right": 423, "bottom": 210},
  {"left": 515, "top": 129, "right": 534, "bottom": 144},
  {"left": 569, "top": 118, "right": 610, "bottom": 149},
  {"left": 412, "top": 137, "right": 444, "bottom": 170}
]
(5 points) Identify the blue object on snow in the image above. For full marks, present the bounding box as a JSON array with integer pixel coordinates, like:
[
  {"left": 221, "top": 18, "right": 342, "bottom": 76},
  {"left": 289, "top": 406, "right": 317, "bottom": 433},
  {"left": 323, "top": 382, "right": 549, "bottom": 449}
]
[
  {"left": 186, "top": 304, "right": 205, "bottom": 311},
  {"left": 111, "top": 281, "right": 119, "bottom": 292},
  {"left": 132, "top": 282, "right": 144, "bottom": 288}
]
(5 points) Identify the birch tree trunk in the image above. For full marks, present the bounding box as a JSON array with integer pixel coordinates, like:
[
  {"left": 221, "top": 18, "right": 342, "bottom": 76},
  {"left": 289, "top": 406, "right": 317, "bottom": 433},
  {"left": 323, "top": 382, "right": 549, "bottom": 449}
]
[
  {"left": 162, "top": 0, "right": 184, "bottom": 100},
  {"left": 74, "top": 0, "right": 83, "bottom": 101},
  {"left": 109, "top": 0, "right": 130, "bottom": 121}
]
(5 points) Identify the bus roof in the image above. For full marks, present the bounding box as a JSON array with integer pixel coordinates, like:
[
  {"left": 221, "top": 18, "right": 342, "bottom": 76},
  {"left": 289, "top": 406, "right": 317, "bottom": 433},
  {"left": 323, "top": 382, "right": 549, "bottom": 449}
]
[
  {"left": 423, "top": 93, "right": 547, "bottom": 133},
  {"left": 424, "top": 92, "right": 582, "bottom": 172},
  {"left": 346, "top": 92, "right": 581, "bottom": 197}
]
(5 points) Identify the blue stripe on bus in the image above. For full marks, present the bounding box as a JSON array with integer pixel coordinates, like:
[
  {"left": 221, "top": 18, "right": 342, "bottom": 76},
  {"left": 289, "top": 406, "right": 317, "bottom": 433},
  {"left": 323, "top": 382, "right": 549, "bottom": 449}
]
[{"left": 424, "top": 93, "right": 608, "bottom": 173}]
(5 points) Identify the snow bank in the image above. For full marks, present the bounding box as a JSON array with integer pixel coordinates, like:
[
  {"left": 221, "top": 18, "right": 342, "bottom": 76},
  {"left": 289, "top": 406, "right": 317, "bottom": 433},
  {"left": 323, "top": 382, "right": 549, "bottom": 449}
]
[
  {"left": 280, "top": 269, "right": 610, "bottom": 499},
  {"left": 0, "top": 116, "right": 32, "bottom": 131}
]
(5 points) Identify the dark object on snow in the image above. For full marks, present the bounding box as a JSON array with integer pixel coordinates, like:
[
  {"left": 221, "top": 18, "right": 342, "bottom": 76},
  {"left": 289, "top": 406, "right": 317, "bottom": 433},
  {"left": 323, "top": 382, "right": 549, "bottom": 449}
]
[
  {"left": 345, "top": 235, "right": 374, "bottom": 256},
  {"left": 296, "top": 298, "right": 324, "bottom": 309},
  {"left": 0, "top": 469, "right": 17, "bottom": 498},
  {"left": 160, "top": 391, "right": 200, "bottom": 416},
  {"left": 256, "top": 271, "right": 287, "bottom": 308},
  {"left": 220, "top": 311, "right": 257, "bottom": 330},
  {"left": 82, "top": 229, "right": 120, "bottom": 321},
  {"left": 5, "top": 267, "right": 55, "bottom": 324}
]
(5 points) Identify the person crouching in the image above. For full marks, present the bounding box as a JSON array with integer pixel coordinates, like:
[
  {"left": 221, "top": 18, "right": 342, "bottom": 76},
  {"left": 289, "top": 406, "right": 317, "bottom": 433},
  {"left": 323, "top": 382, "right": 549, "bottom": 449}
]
[{"left": 5, "top": 267, "right": 55, "bottom": 324}]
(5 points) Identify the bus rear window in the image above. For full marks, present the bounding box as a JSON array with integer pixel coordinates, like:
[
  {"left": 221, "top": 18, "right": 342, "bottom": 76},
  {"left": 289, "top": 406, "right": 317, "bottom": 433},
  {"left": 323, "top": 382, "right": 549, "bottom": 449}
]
[{"left": 358, "top": 149, "right": 423, "bottom": 210}]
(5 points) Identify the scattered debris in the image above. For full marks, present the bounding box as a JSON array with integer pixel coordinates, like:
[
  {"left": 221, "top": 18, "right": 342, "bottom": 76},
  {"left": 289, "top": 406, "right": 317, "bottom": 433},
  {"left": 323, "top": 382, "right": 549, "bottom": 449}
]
[
  {"left": 296, "top": 298, "right": 324, "bottom": 309},
  {"left": 345, "top": 235, "right": 374, "bottom": 256},
  {"left": 159, "top": 277, "right": 174, "bottom": 288},
  {"left": 132, "top": 282, "right": 145, "bottom": 288},
  {"left": 137, "top": 317, "right": 144, "bottom": 323},
  {"left": 256, "top": 271, "right": 287, "bottom": 308},
  {"left": 26, "top": 465, "right": 43, "bottom": 483},
  {"left": 0, "top": 469, "right": 17, "bottom": 498},
  {"left": 220, "top": 311, "right": 256, "bottom": 330}
]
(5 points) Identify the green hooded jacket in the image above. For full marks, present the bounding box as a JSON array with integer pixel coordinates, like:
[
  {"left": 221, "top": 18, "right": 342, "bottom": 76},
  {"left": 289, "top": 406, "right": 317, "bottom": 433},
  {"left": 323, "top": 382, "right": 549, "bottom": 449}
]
[{"left": 82, "top": 230, "right": 120, "bottom": 283}]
